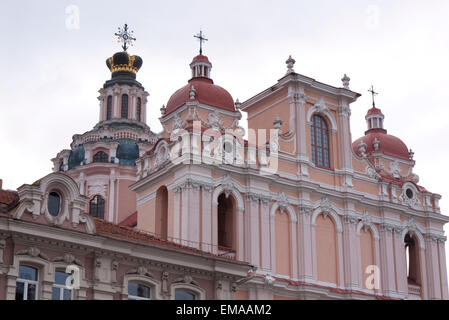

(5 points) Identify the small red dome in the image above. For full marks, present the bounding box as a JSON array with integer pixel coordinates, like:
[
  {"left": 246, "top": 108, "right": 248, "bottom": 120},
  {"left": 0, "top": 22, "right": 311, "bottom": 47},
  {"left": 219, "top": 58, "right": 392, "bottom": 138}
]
[
  {"left": 165, "top": 77, "right": 235, "bottom": 115},
  {"left": 353, "top": 131, "right": 410, "bottom": 160},
  {"left": 191, "top": 54, "right": 211, "bottom": 64},
  {"left": 366, "top": 107, "right": 384, "bottom": 117}
]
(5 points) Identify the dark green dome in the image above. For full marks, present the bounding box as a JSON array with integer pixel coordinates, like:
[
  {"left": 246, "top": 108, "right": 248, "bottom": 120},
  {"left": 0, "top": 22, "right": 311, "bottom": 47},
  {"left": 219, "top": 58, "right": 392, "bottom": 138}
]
[
  {"left": 68, "top": 145, "right": 85, "bottom": 169},
  {"left": 116, "top": 141, "right": 139, "bottom": 166}
]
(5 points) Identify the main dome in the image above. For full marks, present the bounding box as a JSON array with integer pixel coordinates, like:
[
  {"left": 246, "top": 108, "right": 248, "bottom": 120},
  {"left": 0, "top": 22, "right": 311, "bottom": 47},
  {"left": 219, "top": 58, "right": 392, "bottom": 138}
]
[
  {"left": 165, "top": 54, "right": 236, "bottom": 115},
  {"left": 353, "top": 130, "right": 410, "bottom": 160}
]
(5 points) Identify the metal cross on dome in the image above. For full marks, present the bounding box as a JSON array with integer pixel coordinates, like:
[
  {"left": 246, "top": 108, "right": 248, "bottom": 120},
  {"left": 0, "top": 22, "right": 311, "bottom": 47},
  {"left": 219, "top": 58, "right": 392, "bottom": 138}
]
[
  {"left": 115, "top": 24, "right": 136, "bottom": 51},
  {"left": 368, "top": 85, "right": 378, "bottom": 108},
  {"left": 194, "top": 30, "right": 208, "bottom": 55}
]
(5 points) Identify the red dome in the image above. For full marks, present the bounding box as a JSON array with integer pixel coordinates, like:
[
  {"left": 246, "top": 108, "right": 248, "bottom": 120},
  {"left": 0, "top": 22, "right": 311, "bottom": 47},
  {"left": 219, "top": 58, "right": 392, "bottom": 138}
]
[
  {"left": 353, "top": 130, "right": 410, "bottom": 160},
  {"left": 191, "top": 54, "right": 211, "bottom": 64},
  {"left": 165, "top": 77, "right": 235, "bottom": 115}
]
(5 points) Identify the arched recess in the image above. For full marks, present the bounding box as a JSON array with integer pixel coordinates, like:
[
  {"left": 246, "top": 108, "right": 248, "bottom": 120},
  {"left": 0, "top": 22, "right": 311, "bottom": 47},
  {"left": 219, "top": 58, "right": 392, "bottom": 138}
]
[
  {"left": 211, "top": 184, "right": 244, "bottom": 259},
  {"left": 155, "top": 186, "right": 168, "bottom": 240},
  {"left": 401, "top": 227, "right": 427, "bottom": 299},
  {"left": 217, "top": 193, "right": 236, "bottom": 251},
  {"left": 314, "top": 213, "right": 338, "bottom": 285},
  {"left": 275, "top": 209, "right": 291, "bottom": 277},
  {"left": 404, "top": 233, "right": 422, "bottom": 287},
  {"left": 356, "top": 222, "right": 381, "bottom": 291},
  {"left": 269, "top": 203, "right": 298, "bottom": 278}
]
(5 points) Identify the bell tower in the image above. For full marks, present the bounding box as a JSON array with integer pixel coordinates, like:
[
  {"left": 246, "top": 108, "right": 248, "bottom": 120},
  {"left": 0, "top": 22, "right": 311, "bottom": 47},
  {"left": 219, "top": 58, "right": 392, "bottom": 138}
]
[{"left": 51, "top": 24, "right": 158, "bottom": 225}]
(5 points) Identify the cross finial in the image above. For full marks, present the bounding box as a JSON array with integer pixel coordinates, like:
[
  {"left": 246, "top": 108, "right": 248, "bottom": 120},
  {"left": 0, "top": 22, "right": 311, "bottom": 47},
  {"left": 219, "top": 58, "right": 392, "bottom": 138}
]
[
  {"left": 368, "top": 85, "right": 378, "bottom": 108},
  {"left": 194, "top": 30, "right": 208, "bottom": 55},
  {"left": 115, "top": 24, "right": 136, "bottom": 51}
]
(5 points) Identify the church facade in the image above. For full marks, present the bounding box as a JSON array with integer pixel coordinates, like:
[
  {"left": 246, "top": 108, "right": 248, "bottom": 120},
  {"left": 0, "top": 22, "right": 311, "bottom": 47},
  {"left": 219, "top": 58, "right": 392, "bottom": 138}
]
[{"left": 0, "top": 30, "right": 448, "bottom": 300}]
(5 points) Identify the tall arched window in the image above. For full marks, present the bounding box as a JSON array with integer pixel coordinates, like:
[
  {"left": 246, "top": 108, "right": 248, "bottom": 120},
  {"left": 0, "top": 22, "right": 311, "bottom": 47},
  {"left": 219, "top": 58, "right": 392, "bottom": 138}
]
[
  {"left": 106, "top": 96, "right": 112, "bottom": 120},
  {"left": 137, "top": 98, "right": 142, "bottom": 122},
  {"left": 89, "top": 195, "right": 105, "bottom": 219},
  {"left": 310, "top": 115, "right": 330, "bottom": 168},
  {"left": 405, "top": 233, "right": 421, "bottom": 286},
  {"left": 121, "top": 94, "right": 129, "bottom": 119},
  {"left": 155, "top": 186, "right": 168, "bottom": 240},
  {"left": 217, "top": 194, "right": 235, "bottom": 251},
  {"left": 93, "top": 151, "right": 109, "bottom": 163}
]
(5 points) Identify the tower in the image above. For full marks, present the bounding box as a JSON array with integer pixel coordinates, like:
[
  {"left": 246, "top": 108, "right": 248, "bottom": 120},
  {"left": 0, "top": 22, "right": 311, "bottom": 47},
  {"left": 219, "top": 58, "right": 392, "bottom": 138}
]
[{"left": 51, "top": 25, "right": 158, "bottom": 224}]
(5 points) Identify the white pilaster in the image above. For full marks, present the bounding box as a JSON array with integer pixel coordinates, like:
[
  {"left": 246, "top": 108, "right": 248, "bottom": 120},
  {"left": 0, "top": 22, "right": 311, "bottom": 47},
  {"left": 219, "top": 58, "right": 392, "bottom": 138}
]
[
  {"left": 298, "top": 206, "right": 313, "bottom": 281},
  {"left": 260, "top": 201, "right": 271, "bottom": 271},
  {"left": 201, "top": 186, "right": 212, "bottom": 252}
]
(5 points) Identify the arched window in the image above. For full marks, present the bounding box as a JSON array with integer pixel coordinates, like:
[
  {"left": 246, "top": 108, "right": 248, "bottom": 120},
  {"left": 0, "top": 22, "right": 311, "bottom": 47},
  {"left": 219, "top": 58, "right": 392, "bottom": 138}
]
[
  {"left": 175, "top": 289, "right": 196, "bottom": 300},
  {"left": 48, "top": 191, "right": 61, "bottom": 217},
  {"left": 128, "top": 281, "right": 151, "bottom": 300},
  {"left": 137, "top": 98, "right": 142, "bottom": 122},
  {"left": 405, "top": 233, "right": 421, "bottom": 285},
  {"left": 16, "top": 265, "right": 38, "bottom": 300},
  {"left": 310, "top": 115, "right": 330, "bottom": 168},
  {"left": 93, "top": 151, "right": 109, "bottom": 163},
  {"left": 155, "top": 186, "right": 168, "bottom": 240},
  {"left": 89, "top": 195, "right": 105, "bottom": 219},
  {"left": 106, "top": 96, "right": 112, "bottom": 120},
  {"left": 52, "top": 270, "right": 72, "bottom": 300},
  {"left": 217, "top": 193, "right": 235, "bottom": 251},
  {"left": 121, "top": 94, "right": 129, "bottom": 119}
]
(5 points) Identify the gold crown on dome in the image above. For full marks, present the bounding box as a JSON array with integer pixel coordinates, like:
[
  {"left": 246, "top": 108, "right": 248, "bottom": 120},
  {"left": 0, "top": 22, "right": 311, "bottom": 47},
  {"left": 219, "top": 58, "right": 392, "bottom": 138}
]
[{"left": 106, "top": 51, "right": 143, "bottom": 75}]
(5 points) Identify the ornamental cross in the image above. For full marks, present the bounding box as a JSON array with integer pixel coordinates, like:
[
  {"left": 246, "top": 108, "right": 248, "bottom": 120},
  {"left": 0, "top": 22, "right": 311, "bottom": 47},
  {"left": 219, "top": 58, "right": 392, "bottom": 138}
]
[
  {"left": 368, "top": 85, "right": 378, "bottom": 108},
  {"left": 194, "top": 30, "right": 208, "bottom": 55},
  {"left": 115, "top": 24, "right": 136, "bottom": 51}
]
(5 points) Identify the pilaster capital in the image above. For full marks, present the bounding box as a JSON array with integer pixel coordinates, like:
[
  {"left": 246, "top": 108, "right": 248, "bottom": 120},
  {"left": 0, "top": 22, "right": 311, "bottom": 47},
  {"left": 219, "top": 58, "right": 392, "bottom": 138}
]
[
  {"left": 343, "top": 214, "right": 358, "bottom": 225},
  {"left": 297, "top": 205, "right": 312, "bottom": 216},
  {"left": 338, "top": 105, "right": 351, "bottom": 117},
  {"left": 425, "top": 234, "right": 440, "bottom": 243},
  {"left": 380, "top": 223, "right": 395, "bottom": 233},
  {"left": 245, "top": 193, "right": 260, "bottom": 204}
]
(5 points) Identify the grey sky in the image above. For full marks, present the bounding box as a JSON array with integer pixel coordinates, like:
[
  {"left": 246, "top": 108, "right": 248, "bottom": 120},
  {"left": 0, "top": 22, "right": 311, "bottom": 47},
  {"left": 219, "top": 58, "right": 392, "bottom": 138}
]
[{"left": 1, "top": 0, "right": 449, "bottom": 264}]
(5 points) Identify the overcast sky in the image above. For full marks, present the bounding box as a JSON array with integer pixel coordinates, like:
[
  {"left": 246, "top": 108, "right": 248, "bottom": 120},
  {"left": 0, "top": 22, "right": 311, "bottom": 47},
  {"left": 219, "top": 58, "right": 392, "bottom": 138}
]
[{"left": 1, "top": 0, "right": 449, "bottom": 270}]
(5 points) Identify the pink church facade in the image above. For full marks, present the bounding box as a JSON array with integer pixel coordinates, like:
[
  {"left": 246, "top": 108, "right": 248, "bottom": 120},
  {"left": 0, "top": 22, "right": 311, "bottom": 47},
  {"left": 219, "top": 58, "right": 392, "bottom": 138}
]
[{"left": 0, "top": 39, "right": 448, "bottom": 300}]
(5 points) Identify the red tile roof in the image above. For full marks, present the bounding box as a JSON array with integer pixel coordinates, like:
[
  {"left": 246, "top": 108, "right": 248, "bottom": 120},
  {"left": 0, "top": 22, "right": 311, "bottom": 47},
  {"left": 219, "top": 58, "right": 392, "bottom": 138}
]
[
  {"left": 93, "top": 218, "right": 250, "bottom": 266},
  {"left": 0, "top": 185, "right": 19, "bottom": 212},
  {"left": 119, "top": 212, "right": 137, "bottom": 227}
]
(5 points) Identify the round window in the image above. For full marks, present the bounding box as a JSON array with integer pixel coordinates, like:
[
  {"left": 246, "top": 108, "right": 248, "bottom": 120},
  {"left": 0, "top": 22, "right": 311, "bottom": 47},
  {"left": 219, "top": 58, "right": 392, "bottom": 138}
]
[
  {"left": 406, "top": 188, "right": 414, "bottom": 199},
  {"left": 48, "top": 191, "right": 61, "bottom": 217}
]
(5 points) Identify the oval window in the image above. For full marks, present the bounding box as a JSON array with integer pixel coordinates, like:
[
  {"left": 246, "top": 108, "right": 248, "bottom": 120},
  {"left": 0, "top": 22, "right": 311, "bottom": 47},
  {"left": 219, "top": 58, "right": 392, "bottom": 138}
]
[
  {"left": 406, "top": 188, "right": 414, "bottom": 199},
  {"left": 48, "top": 192, "right": 61, "bottom": 217}
]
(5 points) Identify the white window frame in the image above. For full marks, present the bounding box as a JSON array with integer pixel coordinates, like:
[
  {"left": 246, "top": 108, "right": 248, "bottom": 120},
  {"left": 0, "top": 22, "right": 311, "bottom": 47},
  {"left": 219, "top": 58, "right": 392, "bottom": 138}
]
[
  {"left": 171, "top": 283, "right": 205, "bottom": 300},
  {"left": 52, "top": 270, "right": 73, "bottom": 300},
  {"left": 127, "top": 281, "right": 152, "bottom": 300},
  {"left": 16, "top": 266, "right": 39, "bottom": 300},
  {"left": 122, "top": 275, "right": 162, "bottom": 300}
]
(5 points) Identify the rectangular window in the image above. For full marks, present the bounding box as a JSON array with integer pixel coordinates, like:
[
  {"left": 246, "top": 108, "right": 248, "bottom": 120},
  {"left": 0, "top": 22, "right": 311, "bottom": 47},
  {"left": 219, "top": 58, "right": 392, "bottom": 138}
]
[
  {"left": 52, "top": 271, "right": 73, "bottom": 300},
  {"left": 16, "top": 265, "right": 38, "bottom": 300}
]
